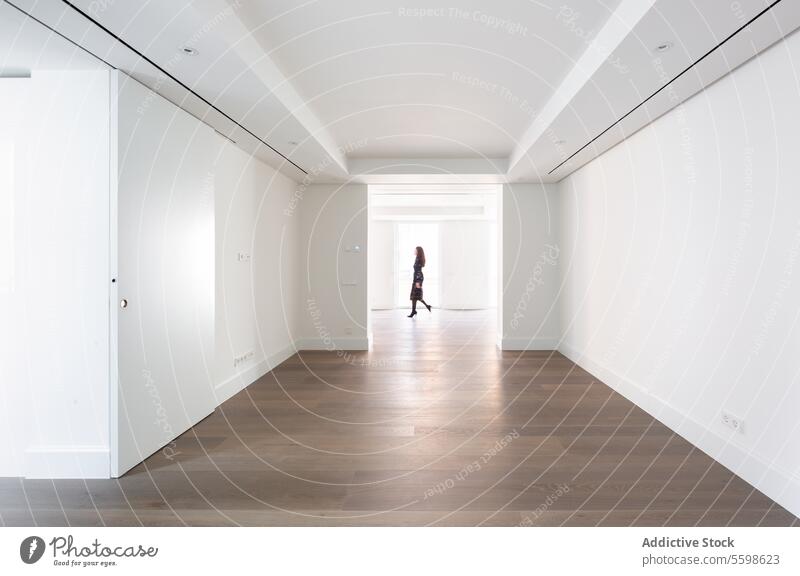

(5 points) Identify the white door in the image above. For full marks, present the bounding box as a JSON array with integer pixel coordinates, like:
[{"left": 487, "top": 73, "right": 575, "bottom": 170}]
[{"left": 111, "top": 74, "right": 217, "bottom": 476}]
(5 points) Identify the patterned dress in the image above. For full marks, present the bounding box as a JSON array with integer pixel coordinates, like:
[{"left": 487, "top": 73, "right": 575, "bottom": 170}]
[{"left": 409, "top": 259, "right": 424, "bottom": 300}]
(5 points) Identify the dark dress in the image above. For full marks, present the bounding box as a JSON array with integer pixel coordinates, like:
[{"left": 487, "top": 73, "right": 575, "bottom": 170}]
[{"left": 409, "top": 259, "right": 424, "bottom": 300}]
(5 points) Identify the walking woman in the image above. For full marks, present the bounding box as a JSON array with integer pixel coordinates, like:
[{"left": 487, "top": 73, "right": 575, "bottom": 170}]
[{"left": 408, "top": 246, "right": 432, "bottom": 317}]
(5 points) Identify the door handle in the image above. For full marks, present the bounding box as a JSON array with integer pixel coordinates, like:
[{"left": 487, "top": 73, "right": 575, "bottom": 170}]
[{"left": 120, "top": 299, "right": 128, "bottom": 309}]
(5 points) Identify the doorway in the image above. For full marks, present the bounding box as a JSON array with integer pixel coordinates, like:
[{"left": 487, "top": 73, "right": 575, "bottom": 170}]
[{"left": 368, "top": 184, "right": 500, "bottom": 345}]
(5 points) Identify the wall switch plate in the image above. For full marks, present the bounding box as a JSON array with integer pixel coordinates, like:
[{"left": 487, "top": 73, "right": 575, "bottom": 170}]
[
  {"left": 721, "top": 410, "right": 744, "bottom": 434},
  {"left": 236, "top": 251, "right": 251, "bottom": 262}
]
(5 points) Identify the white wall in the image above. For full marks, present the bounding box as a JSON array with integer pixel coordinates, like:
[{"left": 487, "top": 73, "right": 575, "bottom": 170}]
[
  {"left": 0, "top": 70, "right": 111, "bottom": 478},
  {"left": 0, "top": 79, "right": 28, "bottom": 477},
  {"left": 215, "top": 140, "right": 300, "bottom": 402},
  {"left": 440, "top": 220, "right": 497, "bottom": 309},
  {"left": 501, "top": 183, "right": 561, "bottom": 350},
  {"left": 497, "top": 188, "right": 504, "bottom": 343},
  {"left": 558, "top": 30, "right": 800, "bottom": 517},
  {"left": 0, "top": 63, "right": 304, "bottom": 477},
  {"left": 297, "top": 184, "right": 369, "bottom": 350},
  {"left": 369, "top": 219, "right": 395, "bottom": 309}
]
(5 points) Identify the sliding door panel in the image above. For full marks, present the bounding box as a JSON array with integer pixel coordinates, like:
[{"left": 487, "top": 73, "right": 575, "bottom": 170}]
[{"left": 112, "top": 73, "right": 216, "bottom": 476}]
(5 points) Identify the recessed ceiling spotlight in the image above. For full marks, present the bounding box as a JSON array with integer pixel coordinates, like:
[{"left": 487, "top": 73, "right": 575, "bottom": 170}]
[
  {"left": 654, "top": 41, "right": 673, "bottom": 53},
  {"left": 554, "top": 139, "right": 566, "bottom": 145},
  {"left": 288, "top": 140, "right": 299, "bottom": 146},
  {"left": 181, "top": 46, "right": 199, "bottom": 56}
]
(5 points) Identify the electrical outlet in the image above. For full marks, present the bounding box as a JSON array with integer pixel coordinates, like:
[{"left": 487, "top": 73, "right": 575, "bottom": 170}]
[
  {"left": 721, "top": 410, "right": 744, "bottom": 434},
  {"left": 236, "top": 251, "right": 251, "bottom": 262},
  {"left": 233, "top": 350, "right": 255, "bottom": 368}
]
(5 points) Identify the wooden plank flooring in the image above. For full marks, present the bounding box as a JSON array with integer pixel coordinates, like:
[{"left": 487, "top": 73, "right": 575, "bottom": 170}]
[{"left": 1, "top": 309, "right": 795, "bottom": 526}]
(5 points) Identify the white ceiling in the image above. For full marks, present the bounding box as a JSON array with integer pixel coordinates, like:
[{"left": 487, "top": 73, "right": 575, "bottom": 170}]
[
  {"left": 235, "top": 0, "right": 620, "bottom": 160},
  {"left": 5, "top": 0, "right": 800, "bottom": 183},
  {"left": 0, "top": 2, "right": 104, "bottom": 73}
]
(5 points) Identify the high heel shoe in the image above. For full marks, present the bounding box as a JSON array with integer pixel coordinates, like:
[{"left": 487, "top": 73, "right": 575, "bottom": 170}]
[
  {"left": 407, "top": 310, "right": 417, "bottom": 318},
  {"left": 425, "top": 303, "right": 432, "bottom": 312}
]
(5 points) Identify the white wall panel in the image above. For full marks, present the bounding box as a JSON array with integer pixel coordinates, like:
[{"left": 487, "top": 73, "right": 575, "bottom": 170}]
[{"left": 0, "top": 71, "right": 111, "bottom": 478}]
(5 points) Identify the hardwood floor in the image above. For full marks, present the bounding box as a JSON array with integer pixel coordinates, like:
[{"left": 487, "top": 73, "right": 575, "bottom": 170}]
[{"left": 1, "top": 309, "right": 795, "bottom": 526}]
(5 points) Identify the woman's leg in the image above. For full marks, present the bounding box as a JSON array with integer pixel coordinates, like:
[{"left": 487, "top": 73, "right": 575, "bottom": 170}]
[
  {"left": 419, "top": 298, "right": 432, "bottom": 311},
  {"left": 408, "top": 299, "right": 417, "bottom": 317}
]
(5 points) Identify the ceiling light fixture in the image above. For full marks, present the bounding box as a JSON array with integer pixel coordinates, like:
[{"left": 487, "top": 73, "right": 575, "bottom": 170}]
[
  {"left": 181, "top": 46, "right": 199, "bottom": 56},
  {"left": 654, "top": 41, "right": 673, "bottom": 53},
  {"left": 554, "top": 139, "right": 566, "bottom": 145},
  {"left": 288, "top": 140, "right": 299, "bottom": 146}
]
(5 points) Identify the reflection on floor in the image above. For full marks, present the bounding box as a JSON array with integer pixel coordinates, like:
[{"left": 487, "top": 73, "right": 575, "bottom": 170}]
[{"left": 1, "top": 309, "right": 795, "bottom": 526}]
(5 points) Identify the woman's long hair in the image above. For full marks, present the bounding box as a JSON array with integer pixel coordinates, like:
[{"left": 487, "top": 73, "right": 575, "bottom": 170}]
[{"left": 415, "top": 246, "right": 426, "bottom": 267}]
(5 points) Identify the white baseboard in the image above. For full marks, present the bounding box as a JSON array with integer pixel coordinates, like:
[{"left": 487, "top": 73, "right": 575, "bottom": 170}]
[
  {"left": 501, "top": 337, "right": 559, "bottom": 350},
  {"left": 25, "top": 445, "right": 110, "bottom": 479},
  {"left": 558, "top": 341, "right": 800, "bottom": 519},
  {"left": 214, "top": 342, "right": 298, "bottom": 404},
  {"left": 295, "top": 337, "right": 369, "bottom": 351},
  {"left": 214, "top": 335, "right": 372, "bottom": 404}
]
